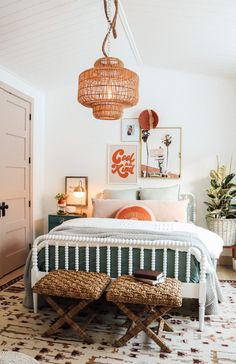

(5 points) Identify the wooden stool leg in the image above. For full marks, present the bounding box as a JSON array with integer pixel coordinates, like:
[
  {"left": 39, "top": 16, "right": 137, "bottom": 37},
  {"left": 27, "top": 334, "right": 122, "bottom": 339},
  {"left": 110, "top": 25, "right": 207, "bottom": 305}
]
[
  {"left": 162, "top": 319, "right": 173, "bottom": 332},
  {"left": 43, "top": 296, "right": 93, "bottom": 343},
  {"left": 118, "top": 304, "right": 169, "bottom": 341},
  {"left": 122, "top": 305, "right": 151, "bottom": 328},
  {"left": 43, "top": 296, "right": 90, "bottom": 335},
  {"left": 153, "top": 307, "right": 173, "bottom": 333},
  {"left": 114, "top": 303, "right": 172, "bottom": 353},
  {"left": 154, "top": 318, "right": 173, "bottom": 333}
]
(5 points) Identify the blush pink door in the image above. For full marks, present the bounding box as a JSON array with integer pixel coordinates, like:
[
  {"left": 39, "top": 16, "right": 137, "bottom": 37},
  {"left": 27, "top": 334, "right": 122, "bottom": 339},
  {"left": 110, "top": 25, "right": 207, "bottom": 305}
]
[{"left": 0, "top": 88, "right": 31, "bottom": 277}]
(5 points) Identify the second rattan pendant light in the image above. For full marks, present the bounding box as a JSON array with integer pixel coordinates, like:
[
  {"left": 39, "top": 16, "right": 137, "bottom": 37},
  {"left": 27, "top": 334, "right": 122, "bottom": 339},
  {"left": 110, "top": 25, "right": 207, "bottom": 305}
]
[{"left": 78, "top": 0, "right": 139, "bottom": 120}]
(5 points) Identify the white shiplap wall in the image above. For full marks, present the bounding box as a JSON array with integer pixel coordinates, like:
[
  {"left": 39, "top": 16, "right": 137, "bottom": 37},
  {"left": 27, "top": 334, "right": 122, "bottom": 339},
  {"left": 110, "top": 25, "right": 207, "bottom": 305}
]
[{"left": 0, "top": 0, "right": 138, "bottom": 90}]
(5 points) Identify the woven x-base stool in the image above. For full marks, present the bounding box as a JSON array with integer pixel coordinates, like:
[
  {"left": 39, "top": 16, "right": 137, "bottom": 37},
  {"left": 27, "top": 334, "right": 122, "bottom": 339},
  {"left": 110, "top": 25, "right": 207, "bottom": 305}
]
[
  {"left": 107, "top": 276, "right": 182, "bottom": 353},
  {"left": 33, "top": 270, "right": 111, "bottom": 343}
]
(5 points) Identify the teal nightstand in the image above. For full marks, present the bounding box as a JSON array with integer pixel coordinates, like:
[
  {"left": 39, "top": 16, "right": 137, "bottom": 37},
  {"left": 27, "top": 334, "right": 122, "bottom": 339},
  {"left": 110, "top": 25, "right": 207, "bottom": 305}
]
[{"left": 48, "top": 213, "right": 87, "bottom": 232}]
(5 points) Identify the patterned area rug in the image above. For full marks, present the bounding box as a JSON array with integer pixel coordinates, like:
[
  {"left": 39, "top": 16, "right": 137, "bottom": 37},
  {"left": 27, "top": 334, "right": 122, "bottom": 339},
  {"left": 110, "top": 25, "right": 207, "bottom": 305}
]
[{"left": 0, "top": 279, "right": 235, "bottom": 364}]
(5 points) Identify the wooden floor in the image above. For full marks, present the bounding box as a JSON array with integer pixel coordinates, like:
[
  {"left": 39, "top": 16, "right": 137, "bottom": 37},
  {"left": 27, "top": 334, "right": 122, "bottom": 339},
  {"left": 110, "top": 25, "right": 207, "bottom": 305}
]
[
  {"left": 216, "top": 264, "right": 236, "bottom": 280},
  {"left": 0, "top": 266, "right": 24, "bottom": 286},
  {"left": 0, "top": 265, "right": 235, "bottom": 286}
]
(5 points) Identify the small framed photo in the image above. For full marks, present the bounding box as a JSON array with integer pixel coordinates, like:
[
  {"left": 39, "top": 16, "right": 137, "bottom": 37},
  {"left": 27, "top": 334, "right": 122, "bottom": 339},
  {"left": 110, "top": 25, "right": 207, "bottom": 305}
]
[
  {"left": 65, "top": 176, "right": 88, "bottom": 206},
  {"left": 121, "top": 118, "right": 140, "bottom": 142},
  {"left": 108, "top": 144, "right": 138, "bottom": 184}
]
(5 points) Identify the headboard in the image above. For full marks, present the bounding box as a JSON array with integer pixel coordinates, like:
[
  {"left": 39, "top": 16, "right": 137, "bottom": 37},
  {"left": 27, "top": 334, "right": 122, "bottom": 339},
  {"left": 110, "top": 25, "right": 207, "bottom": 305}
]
[
  {"left": 179, "top": 193, "right": 196, "bottom": 224},
  {"left": 95, "top": 191, "right": 196, "bottom": 224}
]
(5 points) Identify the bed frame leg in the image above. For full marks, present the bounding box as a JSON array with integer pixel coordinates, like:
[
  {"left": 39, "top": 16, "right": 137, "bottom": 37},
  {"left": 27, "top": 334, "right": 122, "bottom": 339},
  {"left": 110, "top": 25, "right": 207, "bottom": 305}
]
[
  {"left": 33, "top": 293, "right": 38, "bottom": 314},
  {"left": 213, "top": 259, "right": 217, "bottom": 270},
  {"left": 199, "top": 303, "right": 205, "bottom": 331}
]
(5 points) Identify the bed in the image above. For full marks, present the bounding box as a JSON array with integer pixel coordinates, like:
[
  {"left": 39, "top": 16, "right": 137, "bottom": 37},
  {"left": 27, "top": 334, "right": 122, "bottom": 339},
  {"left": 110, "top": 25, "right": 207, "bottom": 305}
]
[{"left": 26, "top": 192, "right": 224, "bottom": 332}]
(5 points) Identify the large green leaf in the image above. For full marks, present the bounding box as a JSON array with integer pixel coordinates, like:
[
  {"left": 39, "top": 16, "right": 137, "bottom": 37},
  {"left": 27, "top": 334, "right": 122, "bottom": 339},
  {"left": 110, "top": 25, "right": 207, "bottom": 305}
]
[
  {"left": 210, "top": 179, "right": 219, "bottom": 188},
  {"left": 223, "top": 173, "right": 236, "bottom": 187},
  {"left": 218, "top": 165, "right": 227, "bottom": 180},
  {"left": 226, "top": 210, "right": 236, "bottom": 218},
  {"left": 207, "top": 193, "right": 216, "bottom": 199},
  {"left": 226, "top": 183, "right": 236, "bottom": 189},
  {"left": 210, "top": 170, "right": 219, "bottom": 180},
  {"left": 204, "top": 202, "right": 215, "bottom": 210}
]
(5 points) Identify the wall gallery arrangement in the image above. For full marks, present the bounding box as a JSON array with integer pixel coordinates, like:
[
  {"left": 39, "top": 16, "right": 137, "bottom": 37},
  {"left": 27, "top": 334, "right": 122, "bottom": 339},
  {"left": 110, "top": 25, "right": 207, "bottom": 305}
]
[
  {"left": 107, "top": 119, "right": 182, "bottom": 184},
  {"left": 108, "top": 144, "right": 138, "bottom": 184},
  {"left": 121, "top": 118, "right": 140, "bottom": 142},
  {"left": 140, "top": 127, "right": 182, "bottom": 179}
]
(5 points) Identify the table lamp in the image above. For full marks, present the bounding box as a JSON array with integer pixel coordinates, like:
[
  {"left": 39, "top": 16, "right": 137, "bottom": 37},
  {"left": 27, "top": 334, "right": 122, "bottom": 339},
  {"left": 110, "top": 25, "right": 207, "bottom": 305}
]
[{"left": 73, "top": 180, "right": 85, "bottom": 215}]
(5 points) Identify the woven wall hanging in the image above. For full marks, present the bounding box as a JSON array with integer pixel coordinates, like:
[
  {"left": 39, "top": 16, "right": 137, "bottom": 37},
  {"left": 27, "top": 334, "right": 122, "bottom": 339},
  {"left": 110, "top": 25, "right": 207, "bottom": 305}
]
[{"left": 78, "top": 0, "right": 139, "bottom": 120}]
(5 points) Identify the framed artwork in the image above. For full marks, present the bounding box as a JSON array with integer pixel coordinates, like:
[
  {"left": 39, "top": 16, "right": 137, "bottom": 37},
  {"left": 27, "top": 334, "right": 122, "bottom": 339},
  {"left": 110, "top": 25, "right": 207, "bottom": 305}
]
[
  {"left": 65, "top": 176, "right": 88, "bottom": 206},
  {"left": 121, "top": 118, "right": 140, "bottom": 142},
  {"left": 108, "top": 144, "right": 138, "bottom": 184},
  {"left": 140, "top": 127, "right": 182, "bottom": 178}
]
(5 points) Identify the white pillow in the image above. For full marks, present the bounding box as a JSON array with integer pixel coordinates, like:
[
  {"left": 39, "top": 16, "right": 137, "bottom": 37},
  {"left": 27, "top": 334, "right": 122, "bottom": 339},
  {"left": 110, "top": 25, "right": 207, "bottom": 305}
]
[
  {"left": 139, "top": 185, "right": 180, "bottom": 201},
  {"left": 92, "top": 199, "right": 188, "bottom": 222},
  {"left": 92, "top": 199, "right": 132, "bottom": 218},
  {"left": 103, "top": 188, "right": 140, "bottom": 200}
]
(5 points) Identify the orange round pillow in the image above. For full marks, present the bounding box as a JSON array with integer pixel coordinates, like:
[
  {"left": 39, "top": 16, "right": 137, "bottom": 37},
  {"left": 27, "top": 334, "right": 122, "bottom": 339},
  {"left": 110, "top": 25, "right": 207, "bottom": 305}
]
[{"left": 115, "top": 205, "right": 155, "bottom": 221}]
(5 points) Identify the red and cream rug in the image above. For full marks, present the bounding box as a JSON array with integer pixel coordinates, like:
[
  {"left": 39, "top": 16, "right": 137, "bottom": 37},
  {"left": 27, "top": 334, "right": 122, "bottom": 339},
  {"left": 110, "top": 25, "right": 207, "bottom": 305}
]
[{"left": 0, "top": 279, "right": 235, "bottom": 364}]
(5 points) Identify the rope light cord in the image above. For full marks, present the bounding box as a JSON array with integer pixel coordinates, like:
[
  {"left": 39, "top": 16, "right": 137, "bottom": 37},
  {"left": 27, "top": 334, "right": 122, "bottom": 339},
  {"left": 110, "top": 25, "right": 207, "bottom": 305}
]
[
  {"left": 102, "top": 0, "right": 118, "bottom": 57},
  {"left": 105, "top": 0, "right": 112, "bottom": 56},
  {"left": 77, "top": 0, "right": 139, "bottom": 120}
]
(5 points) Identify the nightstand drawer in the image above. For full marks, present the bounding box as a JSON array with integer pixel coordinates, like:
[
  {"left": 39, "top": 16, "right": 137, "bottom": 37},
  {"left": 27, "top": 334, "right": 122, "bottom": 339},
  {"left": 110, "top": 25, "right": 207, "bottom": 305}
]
[{"left": 48, "top": 214, "right": 87, "bottom": 232}]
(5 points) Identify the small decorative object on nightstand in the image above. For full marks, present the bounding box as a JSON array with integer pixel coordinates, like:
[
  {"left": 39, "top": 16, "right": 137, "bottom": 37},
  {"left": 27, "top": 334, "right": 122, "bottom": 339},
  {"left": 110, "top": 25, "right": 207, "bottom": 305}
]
[
  {"left": 54, "top": 193, "right": 68, "bottom": 215},
  {"left": 48, "top": 213, "right": 87, "bottom": 232}
]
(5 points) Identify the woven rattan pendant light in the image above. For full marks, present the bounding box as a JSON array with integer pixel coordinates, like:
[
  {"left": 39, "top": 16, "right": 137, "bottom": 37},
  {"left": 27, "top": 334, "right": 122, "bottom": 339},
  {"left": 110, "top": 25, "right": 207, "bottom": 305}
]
[{"left": 78, "top": 0, "right": 139, "bottom": 120}]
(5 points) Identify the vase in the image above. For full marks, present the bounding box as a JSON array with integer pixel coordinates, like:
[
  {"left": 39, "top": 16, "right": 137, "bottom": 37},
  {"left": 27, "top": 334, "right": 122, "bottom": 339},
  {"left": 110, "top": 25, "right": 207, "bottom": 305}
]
[{"left": 57, "top": 199, "right": 67, "bottom": 215}]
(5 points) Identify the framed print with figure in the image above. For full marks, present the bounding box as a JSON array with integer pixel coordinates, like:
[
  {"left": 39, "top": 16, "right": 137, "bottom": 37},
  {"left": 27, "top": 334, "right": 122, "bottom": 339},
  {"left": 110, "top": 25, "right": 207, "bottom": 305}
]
[
  {"left": 140, "top": 127, "right": 181, "bottom": 178},
  {"left": 108, "top": 144, "right": 138, "bottom": 184},
  {"left": 65, "top": 176, "right": 88, "bottom": 206},
  {"left": 121, "top": 118, "right": 140, "bottom": 142}
]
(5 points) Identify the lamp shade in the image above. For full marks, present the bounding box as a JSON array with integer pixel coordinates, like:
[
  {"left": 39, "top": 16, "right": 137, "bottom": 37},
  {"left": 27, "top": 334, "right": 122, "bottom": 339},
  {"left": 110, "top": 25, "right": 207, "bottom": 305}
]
[
  {"left": 78, "top": 57, "right": 139, "bottom": 120},
  {"left": 73, "top": 183, "right": 85, "bottom": 199}
]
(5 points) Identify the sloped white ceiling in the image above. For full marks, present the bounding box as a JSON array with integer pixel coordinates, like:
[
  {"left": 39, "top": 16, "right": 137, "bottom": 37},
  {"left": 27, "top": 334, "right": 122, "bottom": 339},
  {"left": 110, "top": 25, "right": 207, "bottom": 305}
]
[
  {"left": 0, "top": 0, "right": 137, "bottom": 90},
  {"left": 0, "top": 0, "right": 236, "bottom": 91},
  {"left": 122, "top": 0, "right": 236, "bottom": 78}
]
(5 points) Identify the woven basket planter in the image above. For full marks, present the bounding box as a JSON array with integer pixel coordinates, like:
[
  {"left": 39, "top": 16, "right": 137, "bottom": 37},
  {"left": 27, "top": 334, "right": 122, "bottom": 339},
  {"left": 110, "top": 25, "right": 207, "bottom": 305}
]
[{"left": 206, "top": 216, "right": 236, "bottom": 246}]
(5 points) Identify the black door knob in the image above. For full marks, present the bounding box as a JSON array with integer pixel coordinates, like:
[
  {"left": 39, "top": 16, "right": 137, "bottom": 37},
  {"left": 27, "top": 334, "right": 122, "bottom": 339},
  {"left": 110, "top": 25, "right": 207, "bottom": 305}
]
[{"left": 0, "top": 202, "right": 9, "bottom": 217}]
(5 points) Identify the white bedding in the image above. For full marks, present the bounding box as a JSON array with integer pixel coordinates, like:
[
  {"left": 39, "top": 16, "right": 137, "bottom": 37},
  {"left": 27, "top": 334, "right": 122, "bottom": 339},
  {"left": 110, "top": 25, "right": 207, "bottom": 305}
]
[{"left": 60, "top": 217, "right": 224, "bottom": 266}]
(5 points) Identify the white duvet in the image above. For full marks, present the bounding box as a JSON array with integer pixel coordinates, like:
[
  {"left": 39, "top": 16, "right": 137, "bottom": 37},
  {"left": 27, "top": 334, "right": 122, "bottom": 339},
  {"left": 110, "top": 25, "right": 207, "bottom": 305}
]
[{"left": 60, "top": 217, "right": 224, "bottom": 262}]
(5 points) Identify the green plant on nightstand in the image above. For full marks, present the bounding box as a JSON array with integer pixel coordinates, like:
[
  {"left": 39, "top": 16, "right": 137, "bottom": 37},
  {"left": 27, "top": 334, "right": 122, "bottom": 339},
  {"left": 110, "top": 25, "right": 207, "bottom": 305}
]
[
  {"left": 55, "top": 193, "right": 68, "bottom": 215},
  {"left": 204, "top": 164, "right": 236, "bottom": 246}
]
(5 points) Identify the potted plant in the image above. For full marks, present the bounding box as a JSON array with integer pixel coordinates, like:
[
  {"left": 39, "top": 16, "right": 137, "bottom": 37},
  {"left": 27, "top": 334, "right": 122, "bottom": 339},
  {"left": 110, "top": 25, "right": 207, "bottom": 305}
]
[
  {"left": 204, "top": 164, "right": 236, "bottom": 246},
  {"left": 55, "top": 193, "right": 68, "bottom": 215}
]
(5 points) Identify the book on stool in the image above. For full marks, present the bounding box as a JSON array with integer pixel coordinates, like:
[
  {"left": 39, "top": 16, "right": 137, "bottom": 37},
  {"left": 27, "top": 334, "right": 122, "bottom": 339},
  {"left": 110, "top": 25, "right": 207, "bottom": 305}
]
[{"left": 133, "top": 269, "right": 165, "bottom": 286}]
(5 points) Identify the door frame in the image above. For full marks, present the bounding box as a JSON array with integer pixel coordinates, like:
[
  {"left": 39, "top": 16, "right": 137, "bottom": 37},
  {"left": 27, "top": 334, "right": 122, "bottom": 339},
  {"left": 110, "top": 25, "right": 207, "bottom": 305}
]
[{"left": 0, "top": 81, "right": 33, "bottom": 252}]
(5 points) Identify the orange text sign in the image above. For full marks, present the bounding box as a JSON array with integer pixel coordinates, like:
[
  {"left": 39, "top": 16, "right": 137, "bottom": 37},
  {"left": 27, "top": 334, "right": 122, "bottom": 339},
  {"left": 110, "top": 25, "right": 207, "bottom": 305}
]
[{"left": 108, "top": 145, "right": 137, "bottom": 184}]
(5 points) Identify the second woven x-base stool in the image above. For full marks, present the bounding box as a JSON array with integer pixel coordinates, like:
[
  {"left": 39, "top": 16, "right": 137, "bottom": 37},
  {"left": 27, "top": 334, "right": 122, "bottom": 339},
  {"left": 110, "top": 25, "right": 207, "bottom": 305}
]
[
  {"left": 33, "top": 270, "right": 111, "bottom": 343},
  {"left": 106, "top": 276, "right": 182, "bottom": 353}
]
